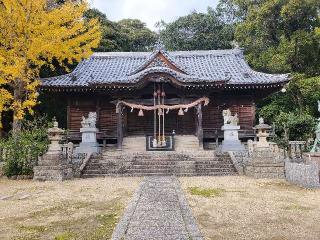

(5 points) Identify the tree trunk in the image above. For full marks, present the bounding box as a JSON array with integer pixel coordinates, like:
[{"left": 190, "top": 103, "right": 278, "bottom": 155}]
[{"left": 12, "top": 81, "right": 24, "bottom": 135}]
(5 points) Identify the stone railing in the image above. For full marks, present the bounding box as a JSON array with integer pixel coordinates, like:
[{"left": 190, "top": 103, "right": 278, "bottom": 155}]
[
  {"left": 61, "top": 142, "right": 77, "bottom": 163},
  {"left": 79, "top": 152, "right": 93, "bottom": 173},
  {"left": 228, "top": 151, "right": 250, "bottom": 175},
  {"left": 61, "top": 143, "right": 102, "bottom": 177},
  {"left": 288, "top": 141, "right": 307, "bottom": 161}
]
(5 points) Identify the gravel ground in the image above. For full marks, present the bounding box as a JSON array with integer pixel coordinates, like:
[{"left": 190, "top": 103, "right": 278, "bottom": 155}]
[
  {"left": 0, "top": 177, "right": 142, "bottom": 240},
  {"left": 180, "top": 176, "right": 320, "bottom": 240}
]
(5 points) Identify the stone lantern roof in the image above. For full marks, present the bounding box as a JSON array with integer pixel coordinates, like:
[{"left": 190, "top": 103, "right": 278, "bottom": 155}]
[{"left": 253, "top": 117, "right": 272, "bottom": 130}]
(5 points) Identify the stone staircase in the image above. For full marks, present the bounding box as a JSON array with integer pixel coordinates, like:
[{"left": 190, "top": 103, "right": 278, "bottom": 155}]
[
  {"left": 121, "top": 135, "right": 201, "bottom": 152},
  {"left": 122, "top": 136, "right": 146, "bottom": 152},
  {"left": 175, "top": 135, "right": 201, "bottom": 151},
  {"left": 81, "top": 150, "right": 237, "bottom": 178}
]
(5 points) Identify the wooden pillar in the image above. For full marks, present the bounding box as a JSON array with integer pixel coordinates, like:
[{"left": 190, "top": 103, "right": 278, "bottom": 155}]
[
  {"left": 117, "top": 103, "right": 123, "bottom": 150},
  {"left": 197, "top": 104, "right": 203, "bottom": 149},
  {"left": 96, "top": 98, "right": 101, "bottom": 129},
  {"left": 67, "top": 97, "right": 71, "bottom": 130}
]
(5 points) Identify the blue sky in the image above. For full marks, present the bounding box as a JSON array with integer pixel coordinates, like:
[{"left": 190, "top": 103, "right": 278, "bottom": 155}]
[{"left": 90, "top": 0, "right": 219, "bottom": 30}]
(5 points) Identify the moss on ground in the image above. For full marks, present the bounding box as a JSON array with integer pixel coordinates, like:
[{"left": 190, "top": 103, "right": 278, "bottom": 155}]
[
  {"left": 13, "top": 201, "right": 123, "bottom": 240},
  {"left": 188, "top": 187, "right": 225, "bottom": 197},
  {"left": 89, "top": 213, "right": 119, "bottom": 240},
  {"left": 54, "top": 232, "right": 76, "bottom": 240},
  {"left": 281, "top": 203, "right": 314, "bottom": 211}
]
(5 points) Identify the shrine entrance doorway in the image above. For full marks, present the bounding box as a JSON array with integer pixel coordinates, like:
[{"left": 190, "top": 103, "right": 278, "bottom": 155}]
[
  {"left": 126, "top": 106, "right": 196, "bottom": 136},
  {"left": 115, "top": 83, "right": 208, "bottom": 151}
]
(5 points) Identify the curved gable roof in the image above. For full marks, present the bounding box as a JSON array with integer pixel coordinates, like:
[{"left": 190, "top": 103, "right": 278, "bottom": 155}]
[{"left": 41, "top": 48, "right": 289, "bottom": 88}]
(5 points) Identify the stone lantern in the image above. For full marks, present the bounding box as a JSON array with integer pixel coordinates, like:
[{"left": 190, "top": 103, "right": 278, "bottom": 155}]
[
  {"left": 33, "top": 118, "right": 73, "bottom": 181},
  {"left": 253, "top": 117, "right": 272, "bottom": 148},
  {"left": 245, "top": 117, "right": 285, "bottom": 179},
  {"left": 47, "top": 118, "right": 64, "bottom": 154}
]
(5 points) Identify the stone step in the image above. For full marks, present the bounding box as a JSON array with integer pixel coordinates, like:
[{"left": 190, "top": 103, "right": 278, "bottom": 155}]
[
  {"left": 82, "top": 146, "right": 237, "bottom": 177},
  {"left": 128, "top": 165, "right": 194, "bottom": 170},
  {"left": 85, "top": 163, "right": 234, "bottom": 171},
  {"left": 83, "top": 166, "right": 236, "bottom": 174},
  {"left": 82, "top": 172, "right": 237, "bottom": 178}
]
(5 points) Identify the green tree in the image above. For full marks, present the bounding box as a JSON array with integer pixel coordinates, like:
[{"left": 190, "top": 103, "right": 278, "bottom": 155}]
[
  {"left": 235, "top": 0, "right": 320, "bottom": 75},
  {"left": 118, "top": 19, "right": 157, "bottom": 51},
  {"left": 258, "top": 75, "right": 320, "bottom": 144},
  {"left": 259, "top": 75, "right": 320, "bottom": 120},
  {"left": 85, "top": 9, "right": 157, "bottom": 52},
  {"left": 216, "top": 0, "right": 261, "bottom": 23},
  {"left": 159, "top": 8, "right": 235, "bottom": 51},
  {"left": 84, "top": 8, "right": 125, "bottom": 52},
  {"left": 220, "top": 0, "right": 320, "bottom": 143}
]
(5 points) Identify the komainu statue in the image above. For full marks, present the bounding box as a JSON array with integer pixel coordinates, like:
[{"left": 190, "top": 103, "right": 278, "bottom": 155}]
[
  {"left": 81, "top": 112, "right": 97, "bottom": 128},
  {"left": 222, "top": 109, "right": 239, "bottom": 126}
]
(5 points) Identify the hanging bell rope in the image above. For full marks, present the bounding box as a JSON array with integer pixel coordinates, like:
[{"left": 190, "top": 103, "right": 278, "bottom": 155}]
[{"left": 116, "top": 97, "right": 209, "bottom": 112}]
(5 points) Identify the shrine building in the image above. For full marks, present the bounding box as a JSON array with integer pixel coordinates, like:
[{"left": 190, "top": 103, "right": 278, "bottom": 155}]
[{"left": 40, "top": 43, "right": 289, "bottom": 151}]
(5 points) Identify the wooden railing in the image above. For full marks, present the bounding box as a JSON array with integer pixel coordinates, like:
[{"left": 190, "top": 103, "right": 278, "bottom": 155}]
[{"left": 66, "top": 128, "right": 117, "bottom": 141}]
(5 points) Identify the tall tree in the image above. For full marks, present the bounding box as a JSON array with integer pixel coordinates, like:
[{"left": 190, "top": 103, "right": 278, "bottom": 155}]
[
  {"left": 235, "top": 0, "right": 320, "bottom": 75},
  {"left": 0, "top": 0, "right": 101, "bottom": 132},
  {"left": 229, "top": 0, "right": 320, "bottom": 142},
  {"left": 84, "top": 8, "right": 124, "bottom": 52},
  {"left": 159, "top": 8, "right": 235, "bottom": 51},
  {"left": 85, "top": 9, "right": 157, "bottom": 52},
  {"left": 118, "top": 19, "right": 157, "bottom": 51}
]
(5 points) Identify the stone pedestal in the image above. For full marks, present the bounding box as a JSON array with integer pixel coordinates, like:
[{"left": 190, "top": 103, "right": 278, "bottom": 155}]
[
  {"left": 75, "top": 127, "right": 100, "bottom": 154},
  {"left": 220, "top": 125, "right": 244, "bottom": 152},
  {"left": 33, "top": 119, "right": 73, "bottom": 181},
  {"left": 33, "top": 153, "right": 73, "bottom": 181},
  {"left": 245, "top": 148, "right": 285, "bottom": 178}
]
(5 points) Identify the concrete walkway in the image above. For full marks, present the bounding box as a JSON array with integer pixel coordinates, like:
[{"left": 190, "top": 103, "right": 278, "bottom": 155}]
[{"left": 112, "top": 176, "right": 203, "bottom": 240}]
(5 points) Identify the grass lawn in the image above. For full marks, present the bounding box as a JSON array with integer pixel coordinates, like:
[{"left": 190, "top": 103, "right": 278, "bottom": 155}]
[
  {"left": 0, "top": 177, "right": 142, "bottom": 240},
  {"left": 180, "top": 176, "right": 320, "bottom": 240}
]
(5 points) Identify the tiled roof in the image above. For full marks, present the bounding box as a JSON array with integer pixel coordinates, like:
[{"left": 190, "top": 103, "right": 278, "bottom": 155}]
[{"left": 41, "top": 48, "right": 289, "bottom": 87}]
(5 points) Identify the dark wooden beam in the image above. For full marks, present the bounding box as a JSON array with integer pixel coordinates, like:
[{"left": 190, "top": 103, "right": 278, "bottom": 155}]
[
  {"left": 197, "top": 104, "right": 203, "bottom": 149},
  {"left": 96, "top": 98, "right": 101, "bottom": 129},
  {"left": 67, "top": 97, "right": 71, "bottom": 130},
  {"left": 117, "top": 103, "right": 123, "bottom": 150},
  {"left": 110, "top": 98, "right": 200, "bottom": 107}
]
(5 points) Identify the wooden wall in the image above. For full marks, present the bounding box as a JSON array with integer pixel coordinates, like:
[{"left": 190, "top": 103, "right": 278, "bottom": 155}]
[
  {"left": 69, "top": 98, "right": 96, "bottom": 131},
  {"left": 68, "top": 93, "right": 255, "bottom": 136},
  {"left": 68, "top": 97, "right": 117, "bottom": 136},
  {"left": 203, "top": 95, "right": 255, "bottom": 130},
  {"left": 99, "top": 102, "right": 118, "bottom": 135}
]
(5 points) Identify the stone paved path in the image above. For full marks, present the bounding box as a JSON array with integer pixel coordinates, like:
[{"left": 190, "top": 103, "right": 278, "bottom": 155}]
[{"left": 112, "top": 176, "right": 203, "bottom": 240}]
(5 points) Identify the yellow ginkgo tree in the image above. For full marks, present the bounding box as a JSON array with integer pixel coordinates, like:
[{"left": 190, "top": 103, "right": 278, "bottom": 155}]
[{"left": 0, "top": 0, "right": 101, "bottom": 132}]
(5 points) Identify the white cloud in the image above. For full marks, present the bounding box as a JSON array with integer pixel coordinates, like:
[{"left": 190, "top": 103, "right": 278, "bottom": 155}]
[{"left": 90, "top": 0, "right": 219, "bottom": 30}]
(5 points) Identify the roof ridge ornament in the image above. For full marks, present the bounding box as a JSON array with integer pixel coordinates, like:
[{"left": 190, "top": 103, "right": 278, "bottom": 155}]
[{"left": 126, "top": 39, "right": 190, "bottom": 76}]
